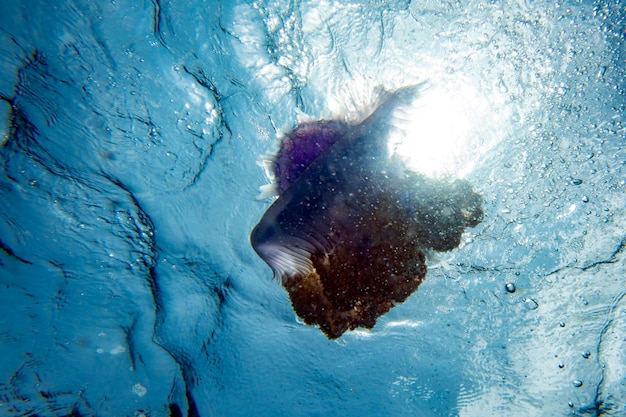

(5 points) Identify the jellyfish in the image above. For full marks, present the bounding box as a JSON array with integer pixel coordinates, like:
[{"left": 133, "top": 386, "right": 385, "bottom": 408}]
[{"left": 250, "top": 87, "right": 483, "bottom": 339}]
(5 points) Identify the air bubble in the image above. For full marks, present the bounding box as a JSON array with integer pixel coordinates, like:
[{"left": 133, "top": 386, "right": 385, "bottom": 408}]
[
  {"left": 581, "top": 195, "right": 589, "bottom": 203},
  {"left": 582, "top": 351, "right": 590, "bottom": 359},
  {"left": 558, "top": 362, "right": 565, "bottom": 368},
  {"left": 572, "top": 380, "right": 583, "bottom": 388},
  {"left": 523, "top": 298, "right": 539, "bottom": 310},
  {"left": 505, "top": 282, "right": 516, "bottom": 293},
  {"left": 132, "top": 383, "right": 147, "bottom": 397},
  {"left": 559, "top": 321, "right": 566, "bottom": 327}
]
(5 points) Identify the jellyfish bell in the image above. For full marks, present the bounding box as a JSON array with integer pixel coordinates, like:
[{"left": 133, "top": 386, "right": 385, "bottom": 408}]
[{"left": 251, "top": 86, "right": 483, "bottom": 339}]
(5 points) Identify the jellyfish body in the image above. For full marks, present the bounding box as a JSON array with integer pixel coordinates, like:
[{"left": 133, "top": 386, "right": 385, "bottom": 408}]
[{"left": 251, "top": 87, "right": 483, "bottom": 339}]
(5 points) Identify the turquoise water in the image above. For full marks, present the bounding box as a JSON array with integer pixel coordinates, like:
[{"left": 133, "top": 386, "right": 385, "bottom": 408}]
[{"left": 0, "top": 1, "right": 624, "bottom": 416}]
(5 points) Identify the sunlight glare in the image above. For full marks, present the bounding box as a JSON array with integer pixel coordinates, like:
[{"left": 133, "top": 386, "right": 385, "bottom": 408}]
[{"left": 388, "top": 79, "right": 500, "bottom": 178}]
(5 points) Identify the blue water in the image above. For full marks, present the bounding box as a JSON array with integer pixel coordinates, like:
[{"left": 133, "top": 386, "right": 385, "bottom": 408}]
[{"left": 1, "top": 1, "right": 624, "bottom": 416}]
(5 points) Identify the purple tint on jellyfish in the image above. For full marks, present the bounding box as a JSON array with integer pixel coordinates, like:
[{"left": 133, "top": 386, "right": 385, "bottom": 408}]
[{"left": 273, "top": 120, "right": 350, "bottom": 194}]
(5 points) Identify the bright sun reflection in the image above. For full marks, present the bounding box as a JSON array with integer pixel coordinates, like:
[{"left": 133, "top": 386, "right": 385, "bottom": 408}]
[{"left": 387, "top": 78, "right": 505, "bottom": 178}]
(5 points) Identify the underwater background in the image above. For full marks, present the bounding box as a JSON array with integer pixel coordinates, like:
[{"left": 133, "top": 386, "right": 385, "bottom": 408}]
[{"left": 0, "top": 0, "right": 624, "bottom": 416}]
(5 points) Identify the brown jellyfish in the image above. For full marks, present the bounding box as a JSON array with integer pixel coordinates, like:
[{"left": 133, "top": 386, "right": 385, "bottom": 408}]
[{"left": 251, "top": 87, "right": 483, "bottom": 339}]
